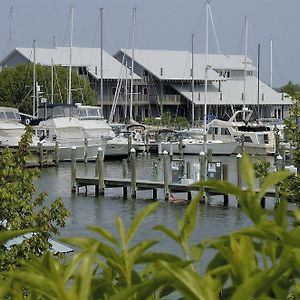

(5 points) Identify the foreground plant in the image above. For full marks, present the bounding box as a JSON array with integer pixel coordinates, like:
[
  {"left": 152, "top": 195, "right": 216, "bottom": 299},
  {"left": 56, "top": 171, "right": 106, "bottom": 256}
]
[
  {"left": 0, "top": 126, "right": 69, "bottom": 276},
  {"left": 2, "top": 155, "right": 300, "bottom": 299}
]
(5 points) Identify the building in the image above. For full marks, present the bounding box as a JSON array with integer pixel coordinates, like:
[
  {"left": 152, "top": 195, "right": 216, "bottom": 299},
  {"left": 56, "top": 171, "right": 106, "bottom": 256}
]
[
  {"left": 1, "top": 47, "right": 291, "bottom": 124},
  {"left": 0, "top": 47, "right": 140, "bottom": 122},
  {"left": 115, "top": 49, "right": 291, "bottom": 122}
]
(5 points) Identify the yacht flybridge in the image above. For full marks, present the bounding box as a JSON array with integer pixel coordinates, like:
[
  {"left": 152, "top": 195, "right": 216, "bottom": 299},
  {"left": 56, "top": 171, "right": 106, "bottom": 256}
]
[{"left": 207, "top": 108, "right": 276, "bottom": 155}]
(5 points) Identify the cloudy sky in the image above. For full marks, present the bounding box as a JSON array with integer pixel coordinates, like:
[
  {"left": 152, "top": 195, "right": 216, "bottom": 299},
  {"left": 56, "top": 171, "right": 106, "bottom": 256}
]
[{"left": 0, "top": 0, "right": 298, "bottom": 88}]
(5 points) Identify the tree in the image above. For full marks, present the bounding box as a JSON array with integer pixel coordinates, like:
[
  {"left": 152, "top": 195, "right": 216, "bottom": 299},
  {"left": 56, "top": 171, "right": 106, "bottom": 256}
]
[
  {"left": 0, "top": 64, "right": 97, "bottom": 115},
  {"left": 0, "top": 126, "right": 69, "bottom": 275}
]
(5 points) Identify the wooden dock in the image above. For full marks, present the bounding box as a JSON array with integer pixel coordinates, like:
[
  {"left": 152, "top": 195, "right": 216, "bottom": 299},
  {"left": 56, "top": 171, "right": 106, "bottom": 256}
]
[{"left": 72, "top": 148, "right": 277, "bottom": 207}]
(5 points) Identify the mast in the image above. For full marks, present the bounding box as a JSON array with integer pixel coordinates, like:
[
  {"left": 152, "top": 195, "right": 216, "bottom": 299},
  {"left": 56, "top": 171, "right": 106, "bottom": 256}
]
[
  {"left": 243, "top": 15, "right": 248, "bottom": 113},
  {"left": 125, "top": 61, "right": 128, "bottom": 121},
  {"left": 257, "top": 43, "right": 260, "bottom": 119},
  {"left": 67, "top": 5, "right": 74, "bottom": 105},
  {"left": 270, "top": 39, "right": 273, "bottom": 88},
  {"left": 129, "top": 7, "right": 136, "bottom": 121},
  {"left": 191, "top": 33, "right": 195, "bottom": 126},
  {"left": 204, "top": 0, "right": 209, "bottom": 156},
  {"left": 51, "top": 58, "right": 54, "bottom": 104},
  {"left": 33, "top": 40, "right": 36, "bottom": 116},
  {"left": 8, "top": 5, "right": 13, "bottom": 54},
  {"left": 100, "top": 7, "right": 104, "bottom": 117}
]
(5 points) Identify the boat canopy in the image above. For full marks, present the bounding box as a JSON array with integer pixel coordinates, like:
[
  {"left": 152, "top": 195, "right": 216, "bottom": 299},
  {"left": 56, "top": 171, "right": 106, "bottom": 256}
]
[
  {"left": 38, "top": 104, "right": 79, "bottom": 119},
  {"left": 0, "top": 107, "right": 21, "bottom": 121}
]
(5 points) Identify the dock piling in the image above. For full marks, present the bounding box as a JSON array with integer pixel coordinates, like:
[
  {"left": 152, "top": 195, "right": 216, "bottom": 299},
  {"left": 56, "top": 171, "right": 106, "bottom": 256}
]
[
  {"left": 71, "top": 146, "right": 77, "bottom": 192},
  {"left": 84, "top": 138, "right": 88, "bottom": 164},
  {"left": 130, "top": 148, "right": 137, "bottom": 198},
  {"left": 97, "top": 147, "right": 105, "bottom": 196},
  {"left": 163, "top": 150, "right": 170, "bottom": 200}
]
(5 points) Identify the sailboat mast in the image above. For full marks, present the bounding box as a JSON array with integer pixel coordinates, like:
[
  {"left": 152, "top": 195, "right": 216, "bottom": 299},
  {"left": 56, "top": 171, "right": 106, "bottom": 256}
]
[
  {"left": 129, "top": 7, "right": 136, "bottom": 121},
  {"left": 191, "top": 33, "right": 195, "bottom": 126},
  {"left": 270, "top": 39, "right": 273, "bottom": 88},
  {"left": 243, "top": 15, "right": 248, "bottom": 112},
  {"left": 257, "top": 43, "right": 260, "bottom": 119},
  {"left": 67, "top": 5, "right": 74, "bottom": 105},
  {"left": 51, "top": 58, "right": 54, "bottom": 104},
  {"left": 33, "top": 39, "right": 36, "bottom": 117},
  {"left": 204, "top": 0, "right": 209, "bottom": 155},
  {"left": 100, "top": 7, "right": 104, "bottom": 117}
]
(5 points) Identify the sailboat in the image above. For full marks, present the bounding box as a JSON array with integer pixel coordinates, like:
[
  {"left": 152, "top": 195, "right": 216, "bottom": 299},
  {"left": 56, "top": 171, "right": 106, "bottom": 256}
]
[
  {"left": 162, "top": 1, "right": 238, "bottom": 156},
  {"left": 32, "top": 6, "right": 111, "bottom": 161},
  {"left": 105, "top": 8, "right": 146, "bottom": 158}
]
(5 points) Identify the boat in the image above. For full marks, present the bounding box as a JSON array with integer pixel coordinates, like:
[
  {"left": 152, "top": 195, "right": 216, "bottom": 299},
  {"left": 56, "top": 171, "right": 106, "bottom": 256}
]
[
  {"left": 0, "top": 106, "right": 55, "bottom": 166},
  {"left": 105, "top": 123, "right": 145, "bottom": 158},
  {"left": 207, "top": 108, "right": 276, "bottom": 155}
]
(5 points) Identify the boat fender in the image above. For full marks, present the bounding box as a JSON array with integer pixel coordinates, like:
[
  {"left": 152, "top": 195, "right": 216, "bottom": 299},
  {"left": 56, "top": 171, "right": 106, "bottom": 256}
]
[{"left": 25, "top": 118, "right": 30, "bottom": 125}]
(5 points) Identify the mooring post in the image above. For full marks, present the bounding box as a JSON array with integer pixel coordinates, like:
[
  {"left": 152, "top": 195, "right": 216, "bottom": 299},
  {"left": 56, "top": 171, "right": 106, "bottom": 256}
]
[
  {"left": 222, "top": 164, "right": 229, "bottom": 206},
  {"left": 130, "top": 148, "right": 137, "bottom": 198},
  {"left": 179, "top": 139, "right": 183, "bottom": 158},
  {"left": 38, "top": 142, "right": 43, "bottom": 166},
  {"left": 127, "top": 135, "right": 132, "bottom": 158},
  {"left": 169, "top": 142, "right": 173, "bottom": 158},
  {"left": 157, "top": 135, "right": 162, "bottom": 156},
  {"left": 163, "top": 150, "right": 170, "bottom": 201},
  {"left": 199, "top": 151, "right": 206, "bottom": 203},
  {"left": 71, "top": 146, "right": 77, "bottom": 192},
  {"left": 186, "top": 161, "right": 191, "bottom": 179},
  {"left": 145, "top": 133, "right": 150, "bottom": 154},
  {"left": 122, "top": 158, "right": 128, "bottom": 198},
  {"left": 84, "top": 138, "right": 88, "bottom": 164},
  {"left": 97, "top": 147, "right": 105, "bottom": 196},
  {"left": 275, "top": 154, "right": 283, "bottom": 205},
  {"left": 54, "top": 141, "right": 59, "bottom": 166},
  {"left": 236, "top": 153, "right": 242, "bottom": 207}
]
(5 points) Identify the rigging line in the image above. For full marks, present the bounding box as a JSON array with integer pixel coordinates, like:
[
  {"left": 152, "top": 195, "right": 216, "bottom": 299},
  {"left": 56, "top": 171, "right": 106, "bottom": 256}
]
[
  {"left": 89, "top": 10, "right": 100, "bottom": 67},
  {"left": 17, "top": 87, "right": 33, "bottom": 110},
  {"left": 208, "top": 5, "right": 221, "bottom": 54}
]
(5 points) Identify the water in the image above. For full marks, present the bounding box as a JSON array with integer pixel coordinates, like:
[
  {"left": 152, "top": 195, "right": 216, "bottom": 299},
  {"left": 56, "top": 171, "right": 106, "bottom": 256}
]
[{"left": 35, "top": 154, "right": 275, "bottom": 259}]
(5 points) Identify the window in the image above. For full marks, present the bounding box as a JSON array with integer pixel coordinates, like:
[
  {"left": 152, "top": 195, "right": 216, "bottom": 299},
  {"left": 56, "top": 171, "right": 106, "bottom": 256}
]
[
  {"left": 241, "top": 93, "right": 244, "bottom": 101},
  {"left": 160, "top": 68, "right": 163, "bottom": 76},
  {"left": 261, "top": 93, "right": 265, "bottom": 101},
  {"left": 221, "top": 128, "right": 230, "bottom": 135},
  {"left": 95, "top": 66, "right": 98, "bottom": 75},
  {"left": 219, "top": 92, "right": 223, "bottom": 101},
  {"left": 244, "top": 136, "right": 253, "bottom": 143},
  {"left": 208, "top": 127, "right": 218, "bottom": 135}
]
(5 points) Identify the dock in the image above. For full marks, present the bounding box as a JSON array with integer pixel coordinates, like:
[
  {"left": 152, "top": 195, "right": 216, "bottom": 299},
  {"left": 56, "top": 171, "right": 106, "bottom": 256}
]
[{"left": 72, "top": 148, "right": 278, "bottom": 208}]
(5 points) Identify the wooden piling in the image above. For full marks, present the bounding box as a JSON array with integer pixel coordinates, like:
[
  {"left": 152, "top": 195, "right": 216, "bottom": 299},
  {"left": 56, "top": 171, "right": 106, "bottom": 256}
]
[
  {"left": 162, "top": 150, "right": 170, "bottom": 200},
  {"left": 186, "top": 161, "right": 191, "bottom": 179},
  {"left": 84, "top": 138, "right": 88, "bottom": 164},
  {"left": 130, "top": 148, "right": 137, "bottom": 198},
  {"left": 127, "top": 135, "right": 132, "bottom": 157},
  {"left": 122, "top": 158, "right": 128, "bottom": 198},
  {"left": 38, "top": 142, "right": 43, "bottom": 166},
  {"left": 54, "top": 141, "right": 59, "bottom": 166},
  {"left": 71, "top": 146, "right": 77, "bottom": 192},
  {"left": 236, "top": 153, "right": 242, "bottom": 207},
  {"left": 222, "top": 164, "right": 228, "bottom": 181},
  {"left": 97, "top": 147, "right": 105, "bottom": 196},
  {"left": 179, "top": 139, "right": 183, "bottom": 158}
]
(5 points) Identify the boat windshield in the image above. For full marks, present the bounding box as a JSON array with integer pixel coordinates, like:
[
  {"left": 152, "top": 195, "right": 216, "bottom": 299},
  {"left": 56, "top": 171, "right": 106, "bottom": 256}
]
[
  {"left": 0, "top": 111, "right": 21, "bottom": 121},
  {"left": 38, "top": 106, "right": 79, "bottom": 119},
  {"left": 78, "top": 108, "right": 101, "bottom": 118}
]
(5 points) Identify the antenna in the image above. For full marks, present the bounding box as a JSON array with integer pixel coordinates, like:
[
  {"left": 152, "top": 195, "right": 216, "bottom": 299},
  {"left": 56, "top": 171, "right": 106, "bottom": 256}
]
[
  {"left": 129, "top": 7, "right": 136, "bottom": 121},
  {"left": 100, "top": 7, "right": 104, "bottom": 117}
]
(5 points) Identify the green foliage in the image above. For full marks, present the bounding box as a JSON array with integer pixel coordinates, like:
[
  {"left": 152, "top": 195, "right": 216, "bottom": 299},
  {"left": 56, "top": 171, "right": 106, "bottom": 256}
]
[
  {"left": 2, "top": 154, "right": 300, "bottom": 299},
  {"left": 0, "top": 126, "right": 69, "bottom": 275},
  {"left": 253, "top": 158, "right": 271, "bottom": 183},
  {"left": 144, "top": 112, "right": 189, "bottom": 128},
  {"left": 0, "top": 64, "right": 97, "bottom": 114}
]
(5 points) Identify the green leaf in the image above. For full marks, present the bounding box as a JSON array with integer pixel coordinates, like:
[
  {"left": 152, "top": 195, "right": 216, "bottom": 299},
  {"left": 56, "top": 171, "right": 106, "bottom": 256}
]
[
  {"left": 126, "top": 202, "right": 159, "bottom": 244},
  {"left": 153, "top": 224, "right": 180, "bottom": 243},
  {"left": 88, "top": 226, "right": 119, "bottom": 246}
]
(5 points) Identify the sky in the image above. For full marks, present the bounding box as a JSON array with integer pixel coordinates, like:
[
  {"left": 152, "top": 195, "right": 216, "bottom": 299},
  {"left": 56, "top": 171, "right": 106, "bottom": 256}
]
[{"left": 0, "top": 0, "right": 299, "bottom": 88}]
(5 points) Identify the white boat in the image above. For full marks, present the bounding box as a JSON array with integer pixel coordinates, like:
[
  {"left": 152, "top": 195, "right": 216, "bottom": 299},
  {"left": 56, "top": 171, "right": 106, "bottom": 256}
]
[
  {"left": 33, "top": 104, "right": 88, "bottom": 161},
  {"left": 207, "top": 108, "right": 276, "bottom": 155},
  {"left": 0, "top": 107, "right": 55, "bottom": 166},
  {"left": 76, "top": 104, "right": 115, "bottom": 158},
  {"left": 161, "top": 136, "right": 237, "bottom": 155},
  {"left": 105, "top": 130, "right": 145, "bottom": 158}
]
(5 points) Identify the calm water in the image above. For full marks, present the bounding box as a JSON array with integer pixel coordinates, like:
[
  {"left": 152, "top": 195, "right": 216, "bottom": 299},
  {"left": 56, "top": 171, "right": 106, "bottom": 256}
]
[{"left": 35, "top": 154, "right": 277, "bottom": 262}]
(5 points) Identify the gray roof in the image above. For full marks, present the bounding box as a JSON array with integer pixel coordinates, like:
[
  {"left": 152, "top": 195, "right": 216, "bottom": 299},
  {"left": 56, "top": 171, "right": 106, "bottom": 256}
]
[
  {"left": 119, "top": 49, "right": 224, "bottom": 81},
  {"left": 118, "top": 49, "right": 255, "bottom": 81},
  {"left": 172, "top": 76, "right": 291, "bottom": 106},
  {"left": 2, "top": 47, "right": 140, "bottom": 80}
]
